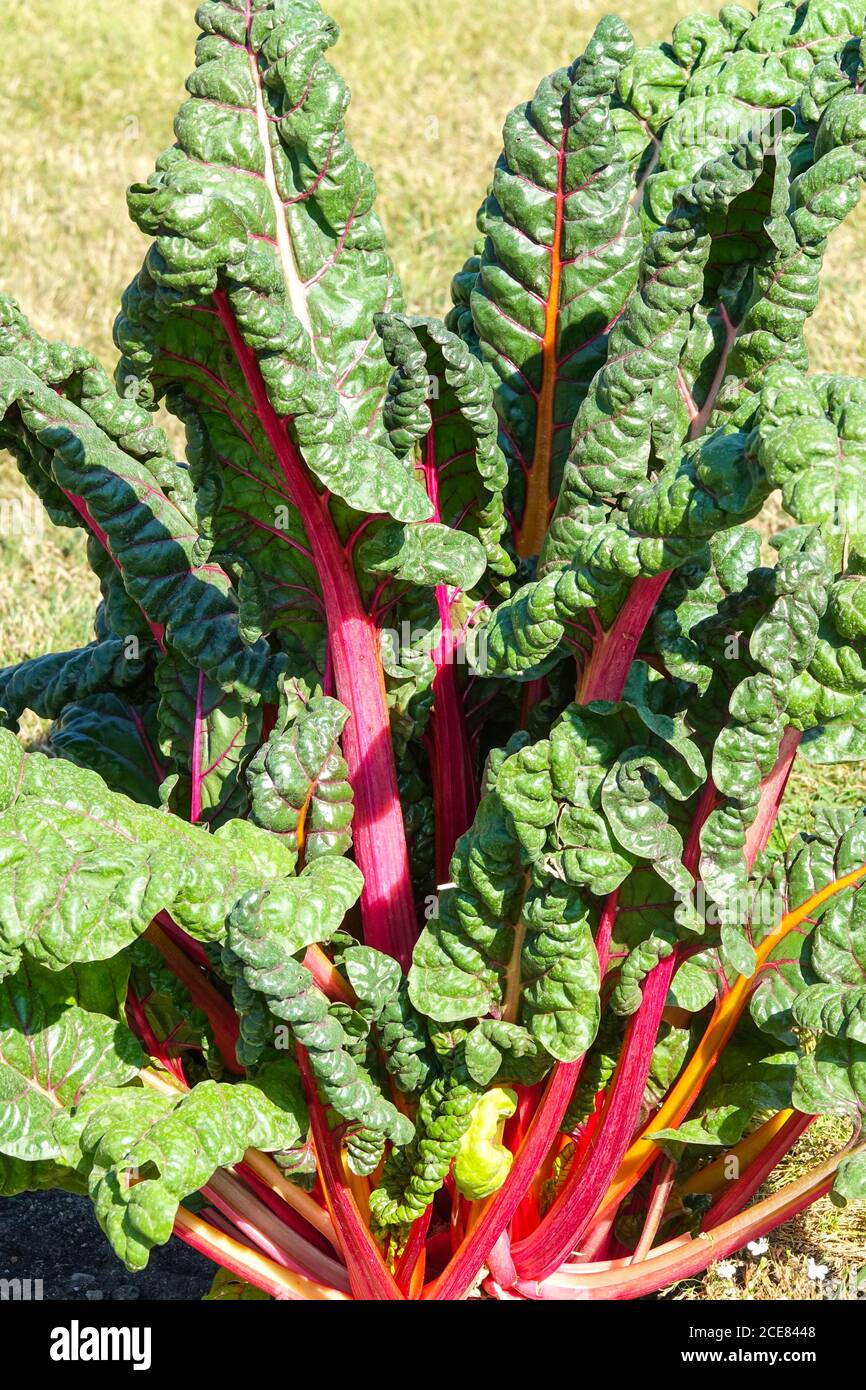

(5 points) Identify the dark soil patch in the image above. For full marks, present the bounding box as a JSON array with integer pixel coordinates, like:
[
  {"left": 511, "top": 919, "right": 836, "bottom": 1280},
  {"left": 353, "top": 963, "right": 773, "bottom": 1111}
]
[{"left": 0, "top": 1190, "right": 213, "bottom": 1301}]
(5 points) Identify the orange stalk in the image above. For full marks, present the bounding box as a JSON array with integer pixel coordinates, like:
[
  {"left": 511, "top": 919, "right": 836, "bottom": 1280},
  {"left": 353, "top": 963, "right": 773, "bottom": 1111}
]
[
  {"left": 678, "top": 1109, "right": 795, "bottom": 1198},
  {"left": 516, "top": 131, "right": 565, "bottom": 559},
  {"left": 138, "top": 1068, "right": 339, "bottom": 1248},
  {"left": 173, "top": 1207, "right": 348, "bottom": 1301},
  {"left": 597, "top": 863, "right": 866, "bottom": 1217}
]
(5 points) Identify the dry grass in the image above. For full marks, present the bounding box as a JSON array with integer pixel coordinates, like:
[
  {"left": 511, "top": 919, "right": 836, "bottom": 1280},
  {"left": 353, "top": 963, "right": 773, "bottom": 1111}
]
[
  {"left": 2, "top": 0, "right": 866, "bottom": 668},
  {"left": 673, "top": 1118, "right": 866, "bottom": 1301},
  {"left": 0, "top": 0, "right": 865, "bottom": 1296}
]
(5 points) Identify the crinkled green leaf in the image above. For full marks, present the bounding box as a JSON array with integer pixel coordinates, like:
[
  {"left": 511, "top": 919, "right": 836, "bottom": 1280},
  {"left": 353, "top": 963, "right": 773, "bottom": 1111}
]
[
  {"left": 0, "top": 963, "right": 143, "bottom": 1162},
  {"left": 156, "top": 651, "right": 262, "bottom": 827},
  {"left": 225, "top": 879, "right": 412, "bottom": 1165},
  {"left": 247, "top": 694, "right": 353, "bottom": 864},
  {"left": 0, "top": 729, "right": 292, "bottom": 975},
  {"left": 56, "top": 1064, "right": 304, "bottom": 1270},
  {"left": 794, "top": 877, "right": 866, "bottom": 1043},
  {"left": 450, "top": 16, "right": 641, "bottom": 554},
  {"left": 377, "top": 312, "right": 513, "bottom": 587},
  {"left": 49, "top": 694, "right": 164, "bottom": 807},
  {"left": 0, "top": 639, "right": 149, "bottom": 733}
]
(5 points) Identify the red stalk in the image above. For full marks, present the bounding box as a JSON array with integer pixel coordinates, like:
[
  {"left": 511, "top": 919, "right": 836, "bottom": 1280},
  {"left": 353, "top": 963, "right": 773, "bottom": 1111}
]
[
  {"left": 153, "top": 912, "right": 211, "bottom": 970},
  {"left": 743, "top": 726, "right": 801, "bottom": 864},
  {"left": 144, "top": 920, "right": 243, "bottom": 1075},
  {"left": 511, "top": 953, "right": 677, "bottom": 1281},
  {"left": 125, "top": 984, "right": 187, "bottom": 1085},
  {"left": 509, "top": 1142, "right": 853, "bottom": 1299},
  {"left": 703, "top": 1112, "right": 814, "bottom": 1229},
  {"left": 394, "top": 1206, "right": 433, "bottom": 1296},
  {"left": 688, "top": 304, "right": 737, "bottom": 440},
  {"left": 214, "top": 290, "right": 417, "bottom": 970},
  {"left": 576, "top": 572, "right": 672, "bottom": 705},
  {"left": 302, "top": 943, "right": 355, "bottom": 1004},
  {"left": 424, "top": 906, "right": 617, "bottom": 1300},
  {"left": 297, "top": 1046, "right": 405, "bottom": 1300},
  {"left": 422, "top": 432, "right": 479, "bottom": 882}
]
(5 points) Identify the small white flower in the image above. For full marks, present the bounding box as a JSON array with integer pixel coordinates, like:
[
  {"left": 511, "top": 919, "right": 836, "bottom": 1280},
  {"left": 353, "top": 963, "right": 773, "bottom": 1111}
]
[
  {"left": 715, "top": 1260, "right": 738, "bottom": 1280},
  {"left": 746, "top": 1238, "right": 769, "bottom": 1257},
  {"left": 807, "top": 1258, "right": 829, "bottom": 1282}
]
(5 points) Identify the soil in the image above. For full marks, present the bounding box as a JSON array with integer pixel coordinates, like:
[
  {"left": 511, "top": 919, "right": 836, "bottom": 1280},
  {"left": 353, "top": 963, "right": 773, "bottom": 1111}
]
[{"left": 0, "top": 1190, "right": 213, "bottom": 1301}]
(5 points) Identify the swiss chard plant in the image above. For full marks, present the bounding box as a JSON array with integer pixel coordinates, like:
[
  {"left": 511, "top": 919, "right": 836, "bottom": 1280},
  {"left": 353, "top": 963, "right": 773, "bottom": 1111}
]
[{"left": 3, "top": 0, "right": 866, "bottom": 1302}]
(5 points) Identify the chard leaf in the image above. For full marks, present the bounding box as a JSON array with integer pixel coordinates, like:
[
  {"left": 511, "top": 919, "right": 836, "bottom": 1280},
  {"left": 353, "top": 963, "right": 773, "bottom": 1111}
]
[
  {"left": 754, "top": 369, "right": 866, "bottom": 561},
  {"left": 50, "top": 694, "right": 164, "bottom": 807},
  {"left": 357, "top": 521, "right": 485, "bottom": 592},
  {"left": 464, "top": 1020, "right": 549, "bottom": 1088},
  {"left": 792, "top": 1034, "right": 866, "bottom": 1118},
  {"left": 113, "top": 0, "right": 440, "bottom": 676},
  {"left": 794, "top": 877, "right": 866, "bottom": 1043},
  {"left": 57, "top": 1066, "right": 305, "bottom": 1270},
  {"left": 0, "top": 964, "right": 143, "bottom": 1162},
  {"left": 651, "top": 527, "right": 762, "bottom": 692},
  {"left": 377, "top": 312, "right": 513, "bottom": 588},
  {"left": 156, "top": 651, "right": 262, "bottom": 826},
  {"left": 341, "top": 945, "right": 400, "bottom": 1016},
  {"left": 519, "top": 882, "right": 600, "bottom": 1062},
  {"left": 227, "top": 855, "right": 362, "bottom": 962},
  {"left": 753, "top": 811, "right": 866, "bottom": 1042},
  {"left": 0, "top": 639, "right": 150, "bottom": 732},
  {"left": 224, "top": 878, "right": 413, "bottom": 1164},
  {"left": 0, "top": 729, "right": 292, "bottom": 975},
  {"left": 832, "top": 1150, "right": 866, "bottom": 1206},
  {"left": 450, "top": 15, "right": 641, "bottom": 557},
  {"left": 485, "top": 136, "right": 779, "bottom": 676},
  {"left": 247, "top": 694, "right": 353, "bottom": 864},
  {"left": 699, "top": 530, "right": 832, "bottom": 927},
  {"left": 0, "top": 346, "right": 276, "bottom": 703}
]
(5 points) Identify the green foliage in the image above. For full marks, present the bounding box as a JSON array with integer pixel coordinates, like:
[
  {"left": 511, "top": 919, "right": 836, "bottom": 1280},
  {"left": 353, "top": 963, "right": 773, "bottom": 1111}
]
[{"left": 2, "top": 0, "right": 866, "bottom": 1297}]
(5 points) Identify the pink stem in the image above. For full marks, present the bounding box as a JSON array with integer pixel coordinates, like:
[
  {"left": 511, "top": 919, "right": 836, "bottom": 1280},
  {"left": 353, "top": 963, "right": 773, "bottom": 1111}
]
[
  {"left": 394, "top": 1206, "right": 433, "bottom": 1295},
  {"left": 743, "top": 727, "right": 801, "bottom": 865},
  {"left": 234, "top": 1160, "right": 334, "bottom": 1259},
  {"left": 577, "top": 572, "right": 672, "bottom": 705},
  {"left": 511, "top": 954, "right": 677, "bottom": 1281},
  {"left": 214, "top": 291, "right": 417, "bottom": 970},
  {"left": 424, "top": 910, "right": 616, "bottom": 1301},
  {"left": 203, "top": 1172, "right": 350, "bottom": 1293},
  {"left": 486, "top": 1231, "right": 519, "bottom": 1288},
  {"left": 631, "top": 1155, "right": 677, "bottom": 1262},
  {"left": 297, "top": 1047, "right": 405, "bottom": 1301},
  {"left": 125, "top": 985, "right": 187, "bottom": 1085},
  {"left": 154, "top": 912, "right": 211, "bottom": 970},
  {"left": 189, "top": 667, "right": 206, "bottom": 824},
  {"left": 422, "top": 431, "right": 478, "bottom": 883}
]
